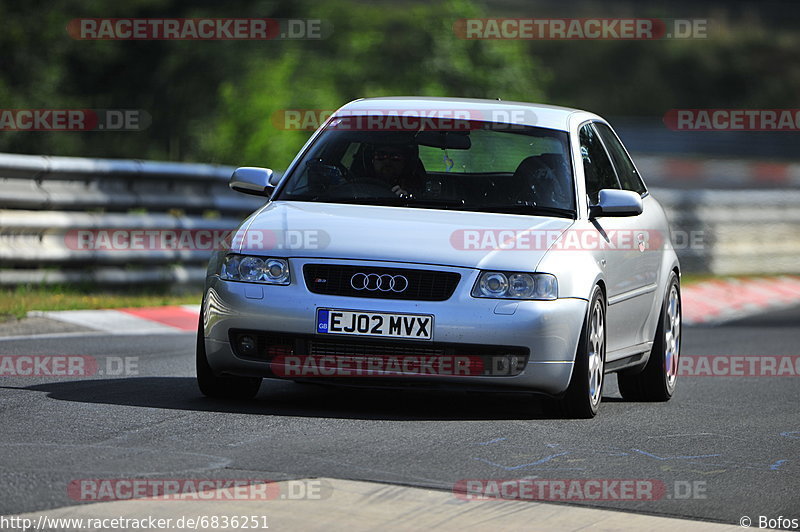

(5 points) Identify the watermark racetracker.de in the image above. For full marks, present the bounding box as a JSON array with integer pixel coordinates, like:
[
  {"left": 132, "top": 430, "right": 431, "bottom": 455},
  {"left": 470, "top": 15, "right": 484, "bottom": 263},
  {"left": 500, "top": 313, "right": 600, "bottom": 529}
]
[
  {"left": 65, "top": 228, "right": 329, "bottom": 252},
  {"left": 664, "top": 109, "right": 800, "bottom": 131},
  {"left": 0, "top": 355, "right": 138, "bottom": 377},
  {"left": 271, "top": 354, "right": 494, "bottom": 377},
  {"left": 449, "top": 228, "right": 705, "bottom": 252},
  {"left": 453, "top": 478, "right": 708, "bottom": 501},
  {"left": 68, "top": 478, "right": 333, "bottom": 501},
  {"left": 678, "top": 355, "right": 800, "bottom": 377},
  {"left": 68, "top": 18, "right": 332, "bottom": 40},
  {"left": 453, "top": 18, "right": 709, "bottom": 40},
  {"left": 0, "top": 109, "right": 150, "bottom": 131},
  {"left": 270, "top": 108, "right": 539, "bottom": 131}
]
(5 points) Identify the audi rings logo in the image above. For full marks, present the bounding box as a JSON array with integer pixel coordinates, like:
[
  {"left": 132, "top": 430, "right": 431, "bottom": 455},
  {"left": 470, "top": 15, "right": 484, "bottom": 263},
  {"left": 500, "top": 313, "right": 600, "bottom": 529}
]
[{"left": 350, "top": 273, "right": 409, "bottom": 293}]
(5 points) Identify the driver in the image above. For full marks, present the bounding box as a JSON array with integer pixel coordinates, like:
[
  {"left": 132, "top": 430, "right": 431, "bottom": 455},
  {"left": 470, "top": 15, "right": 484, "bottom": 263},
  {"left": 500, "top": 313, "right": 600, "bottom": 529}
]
[{"left": 370, "top": 142, "right": 423, "bottom": 198}]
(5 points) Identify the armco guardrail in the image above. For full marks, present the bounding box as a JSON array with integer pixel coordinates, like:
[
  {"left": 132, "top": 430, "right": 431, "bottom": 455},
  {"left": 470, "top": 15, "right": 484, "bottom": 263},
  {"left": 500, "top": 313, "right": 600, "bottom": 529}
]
[
  {"left": 654, "top": 188, "right": 800, "bottom": 275},
  {"left": 0, "top": 152, "right": 798, "bottom": 285},
  {"left": 0, "top": 153, "right": 266, "bottom": 285}
]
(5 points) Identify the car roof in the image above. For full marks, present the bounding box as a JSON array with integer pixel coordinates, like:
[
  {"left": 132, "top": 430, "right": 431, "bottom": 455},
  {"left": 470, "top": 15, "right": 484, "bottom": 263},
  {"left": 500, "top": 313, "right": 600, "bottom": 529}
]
[{"left": 335, "top": 96, "right": 603, "bottom": 132}]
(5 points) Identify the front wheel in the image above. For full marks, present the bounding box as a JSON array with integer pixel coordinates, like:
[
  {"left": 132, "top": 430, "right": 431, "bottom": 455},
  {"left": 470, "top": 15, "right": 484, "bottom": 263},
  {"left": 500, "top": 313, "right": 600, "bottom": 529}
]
[
  {"left": 196, "top": 312, "right": 262, "bottom": 399},
  {"left": 618, "top": 273, "right": 681, "bottom": 401},
  {"left": 559, "top": 286, "right": 606, "bottom": 418}
]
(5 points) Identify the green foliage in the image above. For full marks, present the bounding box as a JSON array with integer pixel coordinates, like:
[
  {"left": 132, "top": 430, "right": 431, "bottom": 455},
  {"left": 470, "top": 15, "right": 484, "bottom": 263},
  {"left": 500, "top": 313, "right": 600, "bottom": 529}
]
[
  {"left": 0, "top": 1, "right": 797, "bottom": 166},
  {"left": 531, "top": 23, "right": 800, "bottom": 116},
  {"left": 200, "top": 0, "right": 549, "bottom": 168}
]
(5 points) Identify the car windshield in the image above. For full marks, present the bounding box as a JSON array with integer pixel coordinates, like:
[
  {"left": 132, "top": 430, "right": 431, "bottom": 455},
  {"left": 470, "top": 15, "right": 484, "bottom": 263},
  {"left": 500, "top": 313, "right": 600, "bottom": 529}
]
[{"left": 275, "top": 118, "right": 576, "bottom": 217}]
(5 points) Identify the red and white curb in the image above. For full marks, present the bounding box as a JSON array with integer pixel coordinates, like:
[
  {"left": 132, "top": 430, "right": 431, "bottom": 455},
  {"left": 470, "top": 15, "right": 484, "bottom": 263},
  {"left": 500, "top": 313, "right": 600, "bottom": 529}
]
[
  {"left": 28, "top": 305, "right": 199, "bottom": 334},
  {"left": 682, "top": 275, "right": 800, "bottom": 325},
  {"left": 22, "top": 276, "right": 800, "bottom": 334},
  {"left": 637, "top": 155, "right": 800, "bottom": 187}
]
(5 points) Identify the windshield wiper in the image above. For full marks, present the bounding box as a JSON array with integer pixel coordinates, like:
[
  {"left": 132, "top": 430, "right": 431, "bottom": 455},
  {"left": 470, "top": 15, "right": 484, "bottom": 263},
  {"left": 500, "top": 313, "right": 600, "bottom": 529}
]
[
  {"left": 311, "top": 197, "right": 468, "bottom": 209},
  {"left": 469, "top": 203, "right": 576, "bottom": 219},
  {"left": 320, "top": 197, "right": 400, "bottom": 205},
  {"left": 400, "top": 198, "right": 466, "bottom": 209}
]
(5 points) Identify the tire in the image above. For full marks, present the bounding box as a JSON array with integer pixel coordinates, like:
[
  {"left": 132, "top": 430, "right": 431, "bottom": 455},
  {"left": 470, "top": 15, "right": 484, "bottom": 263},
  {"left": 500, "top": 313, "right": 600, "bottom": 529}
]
[
  {"left": 560, "top": 286, "right": 606, "bottom": 418},
  {"left": 618, "top": 273, "right": 681, "bottom": 402},
  {"left": 196, "top": 310, "right": 262, "bottom": 400}
]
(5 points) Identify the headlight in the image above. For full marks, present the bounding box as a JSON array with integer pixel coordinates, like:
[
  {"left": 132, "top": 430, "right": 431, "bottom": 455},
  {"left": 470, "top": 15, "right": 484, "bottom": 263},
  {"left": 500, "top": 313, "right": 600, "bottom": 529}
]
[
  {"left": 472, "top": 272, "right": 557, "bottom": 300},
  {"left": 478, "top": 272, "right": 508, "bottom": 297},
  {"left": 220, "top": 254, "right": 290, "bottom": 285}
]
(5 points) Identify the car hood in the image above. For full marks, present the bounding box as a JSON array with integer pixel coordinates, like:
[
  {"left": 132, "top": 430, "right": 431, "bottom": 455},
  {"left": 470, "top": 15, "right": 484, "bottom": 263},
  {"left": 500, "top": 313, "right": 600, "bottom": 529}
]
[{"left": 237, "top": 201, "right": 574, "bottom": 271}]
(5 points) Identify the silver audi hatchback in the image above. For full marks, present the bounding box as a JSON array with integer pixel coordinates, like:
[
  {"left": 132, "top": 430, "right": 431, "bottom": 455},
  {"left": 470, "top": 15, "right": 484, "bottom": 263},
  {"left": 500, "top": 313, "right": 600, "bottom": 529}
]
[{"left": 197, "top": 97, "right": 681, "bottom": 418}]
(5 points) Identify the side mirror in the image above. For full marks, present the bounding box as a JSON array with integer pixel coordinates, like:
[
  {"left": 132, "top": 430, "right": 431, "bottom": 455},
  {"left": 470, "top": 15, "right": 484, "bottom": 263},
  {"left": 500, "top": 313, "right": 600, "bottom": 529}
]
[
  {"left": 589, "top": 189, "right": 643, "bottom": 218},
  {"left": 229, "top": 167, "right": 276, "bottom": 197}
]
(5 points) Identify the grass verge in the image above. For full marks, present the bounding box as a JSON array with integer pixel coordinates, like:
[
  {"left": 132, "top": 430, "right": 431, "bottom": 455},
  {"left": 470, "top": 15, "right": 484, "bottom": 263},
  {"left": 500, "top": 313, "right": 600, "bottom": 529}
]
[{"left": 0, "top": 283, "right": 202, "bottom": 322}]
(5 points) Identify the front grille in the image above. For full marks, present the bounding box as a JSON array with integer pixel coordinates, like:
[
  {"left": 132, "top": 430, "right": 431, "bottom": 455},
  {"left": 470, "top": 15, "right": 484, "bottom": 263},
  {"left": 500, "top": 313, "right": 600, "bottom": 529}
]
[
  {"left": 303, "top": 264, "right": 460, "bottom": 301},
  {"left": 310, "top": 339, "right": 444, "bottom": 358},
  {"left": 228, "top": 329, "right": 529, "bottom": 377}
]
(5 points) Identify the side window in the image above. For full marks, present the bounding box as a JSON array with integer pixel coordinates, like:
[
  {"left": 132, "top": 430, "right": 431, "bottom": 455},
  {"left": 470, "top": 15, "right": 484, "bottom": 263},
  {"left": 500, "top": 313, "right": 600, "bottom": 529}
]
[
  {"left": 594, "top": 122, "right": 646, "bottom": 194},
  {"left": 579, "top": 123, "right": 619, "bottom": 204}
]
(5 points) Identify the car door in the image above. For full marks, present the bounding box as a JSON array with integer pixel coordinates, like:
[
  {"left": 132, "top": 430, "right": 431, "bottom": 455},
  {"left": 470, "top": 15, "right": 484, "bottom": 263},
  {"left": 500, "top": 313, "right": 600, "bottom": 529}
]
[
  {"left": 594, "top": 122, "right": 663, "bottom": 347},
  {"left": 579, "top": 122, "right": 654, "bottom": 356}
]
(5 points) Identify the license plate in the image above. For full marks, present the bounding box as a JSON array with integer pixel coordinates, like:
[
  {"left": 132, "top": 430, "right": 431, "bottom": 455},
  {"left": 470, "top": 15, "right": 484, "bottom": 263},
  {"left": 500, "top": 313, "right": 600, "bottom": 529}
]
[{"left": 316, "top": 309, "right": 433, "bottom": 340}]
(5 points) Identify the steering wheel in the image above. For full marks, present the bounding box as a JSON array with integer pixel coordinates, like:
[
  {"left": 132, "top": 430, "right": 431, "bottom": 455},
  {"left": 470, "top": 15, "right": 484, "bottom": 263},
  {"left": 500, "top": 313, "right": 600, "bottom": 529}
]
[
  {"left": 305, "top": 159, "right": 350, "bottom": 184},
  {"left": 283, "top": 160, "right": 353, "bottom": 197}
]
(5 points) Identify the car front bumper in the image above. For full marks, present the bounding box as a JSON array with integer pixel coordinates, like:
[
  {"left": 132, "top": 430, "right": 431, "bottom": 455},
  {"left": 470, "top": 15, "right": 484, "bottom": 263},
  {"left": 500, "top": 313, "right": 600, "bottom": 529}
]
[{"left": 203, "top": 260, "right": 588, "bottom": 396}]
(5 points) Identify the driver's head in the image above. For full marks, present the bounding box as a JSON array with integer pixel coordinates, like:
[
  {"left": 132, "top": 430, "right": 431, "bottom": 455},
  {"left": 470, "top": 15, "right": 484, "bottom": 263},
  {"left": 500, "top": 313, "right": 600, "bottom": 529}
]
[{"left": 372, "top": 142, "right": 416, "bottom": 183}]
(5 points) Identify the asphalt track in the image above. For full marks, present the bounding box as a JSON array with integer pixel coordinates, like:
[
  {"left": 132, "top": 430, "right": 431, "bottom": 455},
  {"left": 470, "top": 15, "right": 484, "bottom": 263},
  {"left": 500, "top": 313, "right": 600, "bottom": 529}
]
[{"left": 0, "top": 306, "right": 798, "bottom": 528}]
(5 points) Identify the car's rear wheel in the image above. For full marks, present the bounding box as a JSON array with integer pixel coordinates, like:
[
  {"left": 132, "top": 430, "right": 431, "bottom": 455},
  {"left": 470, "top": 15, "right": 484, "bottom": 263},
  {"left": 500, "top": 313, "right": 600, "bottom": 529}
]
[
  {"left": 196, "top": 310, "right": 262, "bottom": 399},
  {"left": 560, "top": 286, "right": 605, "bottom": 418},
  {"left": 618, "top": 273, "right": 681, "bottom": 401}
]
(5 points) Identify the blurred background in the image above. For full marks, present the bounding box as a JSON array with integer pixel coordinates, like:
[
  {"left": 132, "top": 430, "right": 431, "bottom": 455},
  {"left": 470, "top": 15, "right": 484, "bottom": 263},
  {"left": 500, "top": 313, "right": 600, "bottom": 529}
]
[
  {"left": 1, "top": 0, "right": 798, "bottom": 313},
  {"left": 3, "top": 0, "right": 799, "bottom": 164}
]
